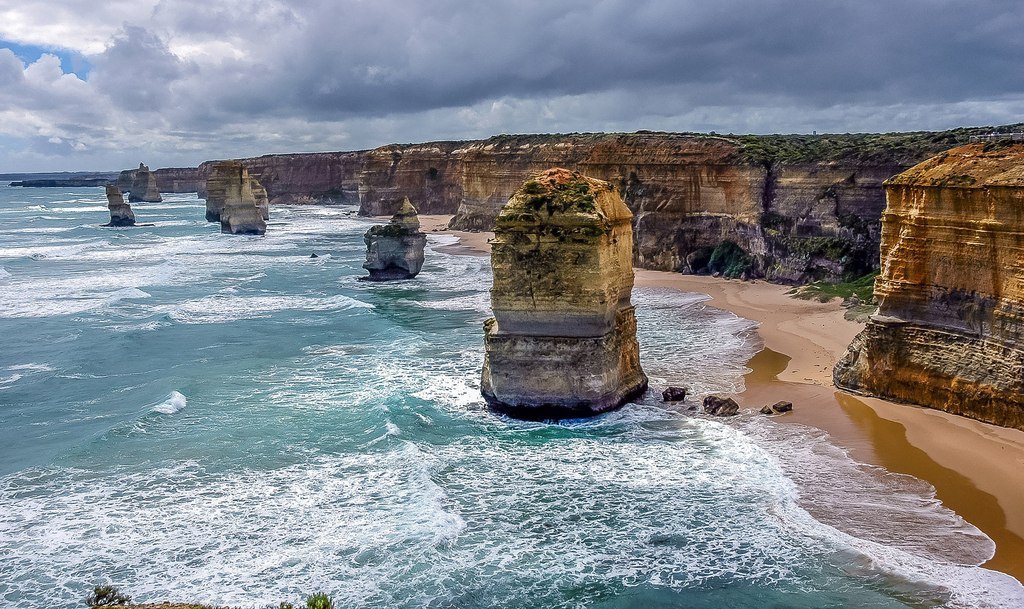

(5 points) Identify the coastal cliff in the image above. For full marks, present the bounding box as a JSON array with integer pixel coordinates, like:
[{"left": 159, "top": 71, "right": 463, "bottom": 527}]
[
  {"left": 160, "top": 126, "right": 1020, "bottom": 282},
  {"left": 481, "top": 169, "right": 648, "bottom": 419},
  {"left": 834, "top": 142, "right": 1024, "bottom": 430}
]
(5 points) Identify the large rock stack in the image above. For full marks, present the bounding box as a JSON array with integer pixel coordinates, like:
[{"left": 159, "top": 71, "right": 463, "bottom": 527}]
[
  {"left": 102, "top": 184, "right": 135, "bottom": 226},
  {"left": 206, "top": 161, "right": 269, "bottom": 223},
  {"left": 835, "top": 143, "right": 1024, "bottom": 430},
  {"left": 481, "top": 168, "right": 648, "bottom": 419},
  {"left": 128, "top": 163, "right": 162, "bottom": 203},
  {"left": 361, "top": 198, "right": 427, "bottom": 280},
  {"left": 204, "top": 162, "right": 267, "bottom": 235}
]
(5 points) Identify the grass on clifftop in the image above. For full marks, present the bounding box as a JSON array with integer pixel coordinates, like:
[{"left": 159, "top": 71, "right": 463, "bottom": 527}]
[
  {"left": 732, "top": 124, "right": 1024, "bottom": 166},
  {"left": 789, "top": 272, "right": 878, "bottom": 303}
]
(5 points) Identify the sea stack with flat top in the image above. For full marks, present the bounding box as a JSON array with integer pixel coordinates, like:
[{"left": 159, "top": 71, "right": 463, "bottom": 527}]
[
  {"left": 361, "top": 197, "right": 427, "bottom": 280},
  {"left": 206, "top": 162, "right": 267, "bottom": 235},
  {"left": 481, "top": 168, "right": 648, "bottom": 419},
  {"left": 205, "top": 161, "right": 269, "bottom": 223},
  {"left": 128, "top": 163, "right": 161, "bottom": 203},
  {"left": 834, "top": 142, "right": 1024, "bottom": 430},
  {"left": 102, "top": 184, "right": 135, "bottom": 226}
]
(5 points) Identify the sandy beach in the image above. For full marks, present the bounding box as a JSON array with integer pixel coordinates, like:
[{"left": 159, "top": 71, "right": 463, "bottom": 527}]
[{"left": 417, "top": 213, "right": 1024, "bottom": 581}]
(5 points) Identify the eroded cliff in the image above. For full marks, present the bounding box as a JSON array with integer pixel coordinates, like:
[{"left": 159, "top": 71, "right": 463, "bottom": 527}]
[{"left": 834, "top": 142, "right": 1024, "bottom": 430}]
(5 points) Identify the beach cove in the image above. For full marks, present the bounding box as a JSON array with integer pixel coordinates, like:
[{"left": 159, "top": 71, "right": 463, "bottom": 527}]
[{"left": 427, "top": 214, "right": 1024, "bottom": 584}]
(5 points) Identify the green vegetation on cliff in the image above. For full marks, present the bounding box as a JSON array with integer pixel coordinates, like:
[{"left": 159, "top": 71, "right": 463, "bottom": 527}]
[{"left": 732, "top": 124, "right": 1024, "bottom": 166}]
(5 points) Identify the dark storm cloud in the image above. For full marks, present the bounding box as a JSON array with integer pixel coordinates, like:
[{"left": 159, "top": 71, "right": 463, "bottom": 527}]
[
  {"left": 196, "top": 0, "right": 1024, "bottom": 119},
  {"left": 0, "top": 0, "right": 1022, "bottom": 171}
]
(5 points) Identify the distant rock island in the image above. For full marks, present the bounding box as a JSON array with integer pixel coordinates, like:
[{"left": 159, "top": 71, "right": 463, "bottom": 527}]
[
  {"left": 481, "top": 169, "right": 648, "bottom": 419},
  {"left": 835, "top": 142, "right": 1024, "bottom": 430},
  {"left": 361, "top": 198, "right": 426, "bottom": 280}
]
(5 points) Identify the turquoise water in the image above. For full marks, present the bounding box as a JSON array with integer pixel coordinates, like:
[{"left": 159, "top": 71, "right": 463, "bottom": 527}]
[{"left": 0, "top": 186, "right": 1021, "bottom": 609}]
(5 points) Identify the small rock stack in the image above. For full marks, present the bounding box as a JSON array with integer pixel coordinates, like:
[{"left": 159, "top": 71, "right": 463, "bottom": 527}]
[
  {"left": 102, "top": 184, "right": 136, "bottom": 227},
  {"left": 361, "top": 198, "right": 427, "bottom": 280},
  {"left": 481, "top": 168, "right": 648, "bottom": 419},
  {"left": 205, "top": 161, "right": 267, "bottom": 235},
  {"left": 128, "top": 163, "right": 162, "bottom": 203}
]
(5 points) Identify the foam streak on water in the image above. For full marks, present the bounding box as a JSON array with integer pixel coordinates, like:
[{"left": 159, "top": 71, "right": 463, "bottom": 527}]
[{"left": 0, "top": 186, "right": 1021, "bottom": 609}]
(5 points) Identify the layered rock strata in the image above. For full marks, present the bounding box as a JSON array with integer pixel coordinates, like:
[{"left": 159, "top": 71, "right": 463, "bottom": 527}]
[
  {"left": 126, "top": 163, "right": 162, "bottom": 203},
  {"left": 102, "top": 184, "right": 135, "bottom": 226},
  {"left": 834, "top": 143, "right": 1024, "bottom": 430},
  {"left": 481, "top": 169, "right": 648, "bottom": 419},
  {"left": 204, "top": 162, "right": 268, "bottom": 223},
  {"left": 361, "top": 198, "right": 427, "bottom": 280},
  {"left": 207, "top": 162, "right": 267, "bottom": 235},
  {"left": 250, "top": 177, "right": 270, "bottom": 220}
]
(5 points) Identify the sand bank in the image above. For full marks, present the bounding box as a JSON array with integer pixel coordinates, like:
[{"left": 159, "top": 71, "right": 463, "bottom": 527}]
[{"left": 413, "top": 214, "right": 1024, "bottom": 580}]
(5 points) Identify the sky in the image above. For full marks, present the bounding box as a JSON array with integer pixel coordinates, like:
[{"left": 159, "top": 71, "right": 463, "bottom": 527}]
[{"left": 0, "top": 0, "right": 1022, "bottom": 172}]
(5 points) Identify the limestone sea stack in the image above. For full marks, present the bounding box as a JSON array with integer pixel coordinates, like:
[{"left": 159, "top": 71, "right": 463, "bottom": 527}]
[
  {"left": 361, "top": 198, "right": 427, "bottom": 280},
  {"left": 102, "top": 184, "right": 135, "bottom": 226},
  {"left": 481, "top": 168, "right": 648, "bottom": 419},
  {"left": 128, "top": 163, "right": 162, "bottom": 203},
  {"left": 251, "top": 178, "right": 270, "bottom": 221},
  {"left": 205, "top": 162, "right": 267, "bottom": 235},
  {"left": 834, "top": 143, "right": 1024, "bottom": 430}
]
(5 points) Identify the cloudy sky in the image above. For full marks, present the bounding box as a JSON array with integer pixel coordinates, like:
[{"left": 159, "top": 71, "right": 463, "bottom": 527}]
[{"left": 0, "top": 0, "right": 1021, "bottom": 172}]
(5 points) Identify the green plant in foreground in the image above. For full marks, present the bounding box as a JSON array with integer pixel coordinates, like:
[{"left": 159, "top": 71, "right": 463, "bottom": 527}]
[
  {"left": 85, "top": 585, "right": 132, "bottom": 606},
  {"left": 306, "top": 592, "right": 335, "bottom": 609}
]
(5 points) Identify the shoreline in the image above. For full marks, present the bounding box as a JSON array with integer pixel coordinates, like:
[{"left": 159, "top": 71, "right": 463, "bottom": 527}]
[{"left": 418, "top": 214, "right": 1024, "bottom": 582}]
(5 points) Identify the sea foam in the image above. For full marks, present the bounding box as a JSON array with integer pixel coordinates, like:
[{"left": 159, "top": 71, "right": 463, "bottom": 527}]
[{"left": 151, "top": 391, "right": 187, "bottom": 414}]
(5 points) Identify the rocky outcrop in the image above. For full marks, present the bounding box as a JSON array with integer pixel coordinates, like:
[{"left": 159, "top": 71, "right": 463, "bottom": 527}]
[
  {"left": 207, "top": 162, "right": 267, "bottom": 235},
  {"left": 481, "top": 169, "right": 648, "bottom": 419},
  {"left": 126, "top": 163, "right": 162, "bottom": 203},
  {"left": 361, "top": 198, "right": 427, "bottom": 280},
  {"left": 703, "top": 395, "right": 740, "bottom": 416},
  {"left": 250, "top": 177, "right": 270, "bottom": 221},
  {"left": 102, "top": 184, "right": 135, "bottom": 226},
  {"left": 834, "top": 143, "right": 1024, "bottom": 430}
]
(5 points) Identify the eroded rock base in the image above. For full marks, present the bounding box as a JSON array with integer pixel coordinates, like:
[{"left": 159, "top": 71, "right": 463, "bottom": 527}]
[{"left": 481, "top": 308, "right": 648, "bottom": 420}]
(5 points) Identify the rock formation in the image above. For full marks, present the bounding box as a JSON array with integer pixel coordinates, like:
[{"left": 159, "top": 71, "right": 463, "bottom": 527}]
[
  {"left": 117, "top": 166, "right": 201, "bottom": 194},
  {"left": 126, "top": 163, "right": 162, "bottom": 203},
  {"left": 102, "top": 184, "right": 135, "bottom": 226},
  {"left": 205, "top": 161, "right": 268, "bottom": 223},
  {"left": 250, "top": 178, "right": 270, "bottom": 221},
  {"left": 834, "top": 143, "right": 1024, "bottom": 430},
  {"left": 481, "top": 169, "right": 648, "bottom": 419},
  {"left": 206, "top": 162, "right": 267, "bottom": 235},
  {"left": 361, "top": 198, "right": 427, "bottom": 280}
]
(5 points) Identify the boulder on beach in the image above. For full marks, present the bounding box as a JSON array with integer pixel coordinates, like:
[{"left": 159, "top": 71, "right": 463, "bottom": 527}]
[
  {"left": 703, "top": 395, "right": 739, "bottom": 416},
  {"left": 361, "top": 198, "right": 427, "bottom": 280},
  {"left": 662, "top": 386, "right": 688, "bottom": 402}
]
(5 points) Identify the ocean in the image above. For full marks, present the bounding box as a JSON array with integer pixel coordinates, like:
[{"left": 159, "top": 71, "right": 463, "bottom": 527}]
[{"left": 0, "top": 186, "right": 1021, "bottom": 608}]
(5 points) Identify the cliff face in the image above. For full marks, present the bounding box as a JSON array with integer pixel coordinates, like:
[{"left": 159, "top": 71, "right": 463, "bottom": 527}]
[
  {"left": 445, "top": 134, "right": 922, "bottom": 282},
  {"left": 834, "top": 143, "right": 1024, "bottom": 430},
  {"left": 197, "top": 152, "right": 365, "bottom": 206},
  {"left": 481, "top": 169, "right": 648, "bottom": 419},
  {"left": 117, "top": 167, "right": 200, "bottom": 193}
]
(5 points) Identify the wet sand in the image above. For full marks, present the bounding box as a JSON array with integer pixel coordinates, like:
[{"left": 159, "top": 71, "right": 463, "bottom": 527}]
[{"left": 414, "top": 214, "right": 1024, "bottom": 581}]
